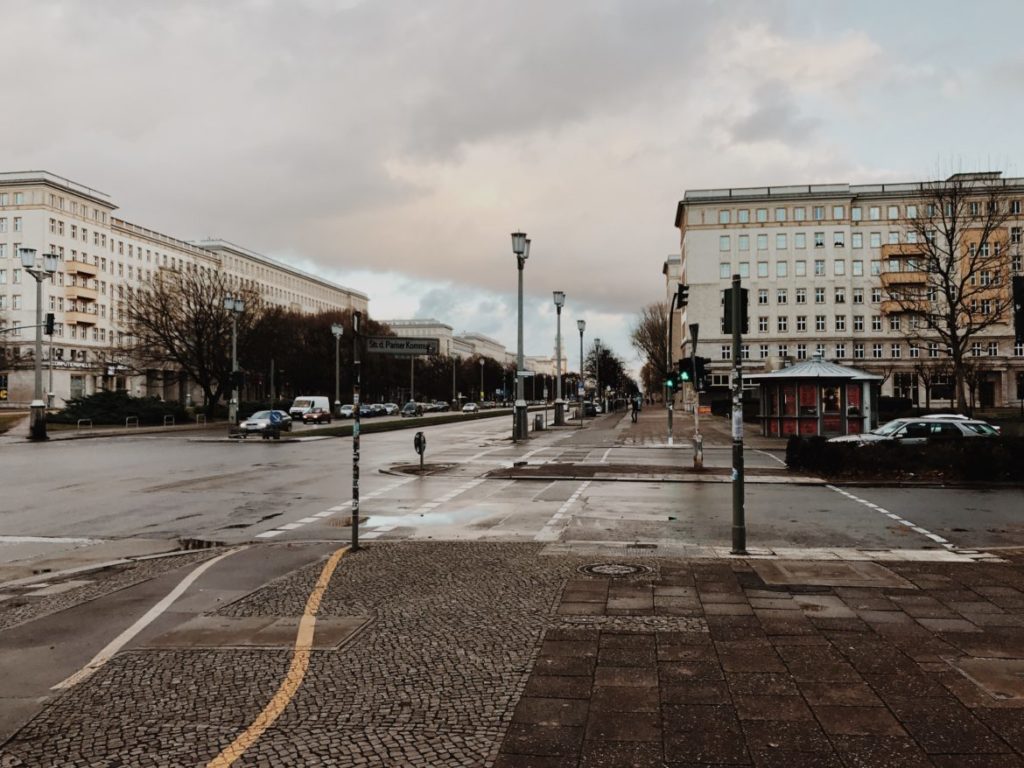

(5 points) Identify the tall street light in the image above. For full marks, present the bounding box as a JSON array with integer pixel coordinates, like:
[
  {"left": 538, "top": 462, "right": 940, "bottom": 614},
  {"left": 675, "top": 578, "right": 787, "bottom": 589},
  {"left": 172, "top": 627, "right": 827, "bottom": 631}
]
[
  {"left": 479, "top": 358, "right": 485, "bottom": 402},
  {"left": 511, "top": 231, "right": 529, "bottom": 441},
  {"left": 553, "top": 291, "right": 565, "bottom": 426},
  {"left": 451, "top": 354, "right": 459, "bottom": 408},
  {"left": 224, "top": 294, "right": 244, "bottom": 425},
  {"left": 594, "top": 337, "right": 602, "bottom": 414},
  {"left": 577, "top": 318, "right": 586, "bottom": 428},
  {"left": 20, "top": 248, "right": 58, "bottom": 441},
  {"left": 331, "top": 323, "right": 344, "bottom": 415}
]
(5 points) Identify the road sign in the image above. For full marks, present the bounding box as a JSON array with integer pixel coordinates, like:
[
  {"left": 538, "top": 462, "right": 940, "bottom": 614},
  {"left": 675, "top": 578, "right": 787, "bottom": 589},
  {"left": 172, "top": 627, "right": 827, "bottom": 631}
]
[{"left": 365, "top": 337, "right": 440, "bottom": 356}]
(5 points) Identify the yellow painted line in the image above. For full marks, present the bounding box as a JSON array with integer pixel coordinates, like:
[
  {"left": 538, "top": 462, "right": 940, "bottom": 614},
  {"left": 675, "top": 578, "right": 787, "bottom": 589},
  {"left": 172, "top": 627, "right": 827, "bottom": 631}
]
[{"left": 207, "top": 546, "right": 348, "bottom": 767}]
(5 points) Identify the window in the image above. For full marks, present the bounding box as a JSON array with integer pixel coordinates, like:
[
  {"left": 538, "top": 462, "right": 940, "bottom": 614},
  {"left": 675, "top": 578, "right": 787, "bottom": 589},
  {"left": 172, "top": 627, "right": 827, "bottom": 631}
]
[
  {"left": 12, "top": 269, "right": 21, "bottom": 284},
  {"left": 721, "top": 345, "right": 732, "bottom": 360},
  {"left": 851, "top": 232, "right": 863, "bottom": 249},
  {"left": 794, "top": 207, "right": 805, "bottom": 221},
  {"left": 796, "top": 316, "right": 807, "bottom": 331},
  {"left": 888, "top": 231, "right": 900, "bottom": 245},
  {"left": 852, "top": 260, "right": 863, "bottom": 276},
  {"left": 1016, "top": 343, "right": 1024, "bottom": 357},
  {"left": 834, "top": 259, "right": 846, "bottom": 276},
  {"left": 742, "top": 344, "right": 750, "bottom": 360},
  {"left": 14, "top": 192, "right": 24, "bottom": 204},
  {"left": 1012, "top": 227, "right": 1021, "bottom": 244},
  {"left": 720, "top": 263, "right": 731, "bottom": 278},
  {"left": 777, "top": 288, "right": 788, "bottom": 304},
  {"left": 0, "top": 269, "right": 5, "bottom": 284},
  {"left": 869, "top": 206, "right": 880, "bottom": 220},
  {"left": 853, "top": 316, "right": 864, "bottom": 331},
  {"left": 776, "top": 233, "right": 787, "bottom": 250},
  {"left": 851, "top": 206, "right": 862, "bottom": 221},
  {"left": 835, "top": 315, "right": 846, "bottom": 331},
  {"left": 871, "top": 288, "right": 882, "bottom": 302},
  {"left": 971, "top": 342, "right": 982, "bottom": 357},
  {"left": 814, "top": 287, "right": 825, "bottom": 303},
  {"left": 833, "top": 205, "right": 844, "bottom": 219},
  {"left": 889, "top": 315, "right": 901, "bottom": 331},
  {"left": 758, "top": 316, "right": 769, "bottom": 333},
  {"left": 797, "top": 343, "right": 807, "bottom": 360},
  {"left": 909, "top": 345, "right": 919, "bottom": 358},
  {"left": 0, "top": 218, "right": 6, "bottom": 233},
  {"left": 871, "top": 315, "right": 882, "bottom": 331},
  {"left": 814, "top": 259, "right": 825, "bottom": 277},
  {"left": 795, "top": 260, "right": 806, "bottom": 277},
  {"left": 835, "top": 287, "right": 846, "bottom": 303},
  {"left": 756, "top": 208, "right": 768, "bottom": 222},
  {"left": 738, "top": 209, "right": 750, "bottom": 223},
  {"left": 906, "top": 205, "right": 917, "bottom": 218},
  {"left": 854, "top": 342, "right": 865, "bottom": 359},
  {"left": 906, "top": 231, "right": 917, "bottom": 244},
  {"left": 814, "top": 232, "right": 825, "bottom": 248},
  {"left": 970, "top": 202, "right": 980, "bottom": 216},
  {"left": 719, "top": 210, "right": 731, "bottom": 224},
  {"left": 739, "top": 234, "right": 750, "bottom": 251},
  {"left": 777, "top": 316, "right": 788, "bottom": 332},
  {"left": 738, "top": 262, "right": 749, "bottom": 278},
  {"left": 757, "top": 234, "right": 768, "bottom": 250},
  {"left": 759, "top": 344, "right": 769, "bottom": 359},
  {"left": 1011, "top": 200, "right": 1021, "bottom": 215},
  {"left": 719, "top": 235, "right": 731, "bottom": 251},
  {"left": 14, "top": 217, "right": 22, "bottom": 232},
  {"left": 757, "top": 261, "right": 769, "bottom": 277},
  {"left": 815, "top": 315, "right": 826, "bottom": 332},
  {"left": 813, "top": 206, "right": 825, "bottom": 220},
  {"left": 794, "top": 233, "right": 806, "bottom": 249},
  {"left": 988, "top": 342, "right": 999, "bottom": 357},
  {"left": 887, "top": 205, "right": 899, "bottom": 220},
  {"left": 778, "top": 344, "right": 789, "bottom": 357},
  {"left": 776, "top": 261, "right": 788, "bottom": 277},
  {"left": 834, "top": 232, "right": 845, "bottom": 247},
  {"left": 870, "top": 232, "right": 882, "bottom": 247},
  {"left": 795, "top": 287, "right": 807, "bottom": 304},
  {"left": 872, "top": 343, "right": 884, "bottom": 359},
  {"left": 775, "top": 207, "right": 786, "bottom": 222},
  {"left": 928, "top": 342, "right": 940, "bottom": 358},
  {"left": 758, "top": 288, "right": 769, "bottom": 305},
  {"left": 836, "top": 343, "right": 846, "bottom": 358},
  {"left": 870, "top": 260, "right": 881, "bottom": 276}
]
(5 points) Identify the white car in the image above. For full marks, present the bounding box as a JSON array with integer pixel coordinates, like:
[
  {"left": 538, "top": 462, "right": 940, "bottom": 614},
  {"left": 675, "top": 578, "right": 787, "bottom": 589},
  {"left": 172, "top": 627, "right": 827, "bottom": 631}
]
[{"left": 462, "top": 403, "right": 479, "bottom": 413}]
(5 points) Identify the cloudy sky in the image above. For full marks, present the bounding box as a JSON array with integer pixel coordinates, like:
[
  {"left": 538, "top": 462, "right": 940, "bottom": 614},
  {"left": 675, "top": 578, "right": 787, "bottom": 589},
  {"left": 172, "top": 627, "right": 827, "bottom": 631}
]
[{"left": 5, "top": 0, "right": 1024, "bottom": 381}]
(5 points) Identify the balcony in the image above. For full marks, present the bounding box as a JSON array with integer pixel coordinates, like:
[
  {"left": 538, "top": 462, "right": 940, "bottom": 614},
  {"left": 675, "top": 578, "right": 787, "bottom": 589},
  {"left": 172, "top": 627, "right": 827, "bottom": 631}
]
[
  {"left": 880, "top": 270, "right": 928, "bottom": 288},
  {"left": 880, "top": 299, "right": 928, "bottom": 315},
  {"left": 65, "top": 310, "right": 98, "bottom": 326},
  {"left": 66, "top": 284, "right": 99, "bottom": 302},
  {"left": 64, "top": 258, "right": 98, "bottom": 277}
]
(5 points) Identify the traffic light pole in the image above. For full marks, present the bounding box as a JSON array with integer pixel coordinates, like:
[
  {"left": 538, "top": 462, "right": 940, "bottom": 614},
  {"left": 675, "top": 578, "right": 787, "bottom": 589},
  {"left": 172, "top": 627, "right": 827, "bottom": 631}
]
[
  {"left": 689, "top": 322, "right": 703, "bottom": 469},
  {"left": 352, "top": 311, "right": 362, "bottom": 552},
  {"left": 730, "top": 274, "right": 747, "bottom": 555},
  {"left": 665, "top": 293, "right": 677, "bottom": 446}
]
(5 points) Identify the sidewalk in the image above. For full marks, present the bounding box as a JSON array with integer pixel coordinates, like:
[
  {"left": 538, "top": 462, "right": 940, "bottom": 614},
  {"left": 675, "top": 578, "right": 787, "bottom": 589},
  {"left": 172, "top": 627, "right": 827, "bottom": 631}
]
[{"left": 618, "top": 404, "right": 782, "bottom": 451}]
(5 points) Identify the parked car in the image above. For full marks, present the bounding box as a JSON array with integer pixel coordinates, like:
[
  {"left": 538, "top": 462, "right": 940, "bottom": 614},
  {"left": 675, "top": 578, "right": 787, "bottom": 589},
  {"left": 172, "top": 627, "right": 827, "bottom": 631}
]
[
  {"left": 401, "top": 401, "right": 423, "bottom": 417},
  {"left": 432, "top": 401, "right": 450, "bottom": 412},
  {"left": 371, "top": 403, "right": 387, "bottom": 417},
  {"left": 240, "top": 410, "right": 293, "bottom": 438},
  {"left": 462, "top": 402, "right": 479, "bottom": 413},
  {"left": 383, "top": 403, "right": 400, "bottom": 416},
  {"left": 583, "top": 401, "right": 597, "bottom": 416},
  {"left": 828, "top": 417, "right": 999, "bottom": 445},
  {"left": 338, "top": 404, "right": 355, "bottom": 419},
  {"left": 302, "top": 407, "right": 332, "bottom": 424},
  {"left": 359, "top": 404, "right": 374, "bottom": 418}
]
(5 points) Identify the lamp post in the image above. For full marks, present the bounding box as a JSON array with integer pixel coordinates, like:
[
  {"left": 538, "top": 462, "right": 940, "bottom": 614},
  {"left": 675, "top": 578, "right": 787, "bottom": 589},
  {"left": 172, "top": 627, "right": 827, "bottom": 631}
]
[
  {"left": 479, "top": 358, "right": 485, "bottom": 402},
  {"left": 511, "top": 232, "right": 530, "bottom": 440},
  {"left": 594, "top": 337, "right": 601, "bottom": 414},
  {"left": 331, "top": 323, "right": 344, "bottom": 415},
  {"left": 553, "top": 291, "right": 565, "bottom": 425},
  {"left": 452, "top": 354, "right": 459, "bottom": 408},
  {"left": 20, "top": 248, "right": 58, "bottom": 441},
  {"left": 577, "top": 319, "right": 586, "bottom": 427},
  {"left": 224, "top": 294, "right": 244, "bottom": 425}
]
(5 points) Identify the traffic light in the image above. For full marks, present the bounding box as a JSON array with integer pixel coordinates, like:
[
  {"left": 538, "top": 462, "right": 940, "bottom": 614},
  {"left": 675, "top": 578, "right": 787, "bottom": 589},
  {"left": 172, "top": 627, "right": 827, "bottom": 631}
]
[
  {"left": 677, "top": 283, "right": 689, "bottom": 308},
  {"left": 722, "top": 287, "right": 750, "bottom": 334},
  {"left": 230, "top": 370, "right": 245, "bottom": 389},
  {"left": 44, "top": 312, "right": 55, "bottom": 335},
  {"left": 678, "top": 358, "right": 694, "bottom": 384},
  {"left": 694, "top": 356, "right": 709, "bottom": 392},
  {"left": 1013, "top": 275, "right": 1024, "bottom": 343}
]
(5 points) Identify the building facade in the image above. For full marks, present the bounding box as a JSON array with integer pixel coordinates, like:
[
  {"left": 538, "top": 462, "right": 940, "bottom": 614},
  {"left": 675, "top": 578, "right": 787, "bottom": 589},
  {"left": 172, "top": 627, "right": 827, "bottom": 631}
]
[
  {"left": 672, "top": 172, "right": 1024, "bottom": 409},
  {"left": 0, "top": 171, "right": 367, "bottom": 407}
]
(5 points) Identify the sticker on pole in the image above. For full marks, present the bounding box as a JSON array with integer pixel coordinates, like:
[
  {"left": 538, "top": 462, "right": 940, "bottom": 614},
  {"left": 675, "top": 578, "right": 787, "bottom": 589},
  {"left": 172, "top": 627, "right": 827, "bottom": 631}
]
[{"left": 732, "top": 410, "right": 743, "bottom": 440}]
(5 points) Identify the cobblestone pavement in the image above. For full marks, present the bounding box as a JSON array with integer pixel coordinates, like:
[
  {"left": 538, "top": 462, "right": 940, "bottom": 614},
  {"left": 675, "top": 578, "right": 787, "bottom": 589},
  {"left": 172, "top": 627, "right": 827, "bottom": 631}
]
[{"left": 2, "top": 544, "right": 1024, "bottom": 767}]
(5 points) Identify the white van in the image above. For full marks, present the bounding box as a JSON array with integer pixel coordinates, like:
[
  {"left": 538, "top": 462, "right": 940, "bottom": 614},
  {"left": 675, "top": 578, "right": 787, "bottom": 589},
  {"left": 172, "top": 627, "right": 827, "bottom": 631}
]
[{"left": 289, "top": 396, "right": 331, "bottom": 420}]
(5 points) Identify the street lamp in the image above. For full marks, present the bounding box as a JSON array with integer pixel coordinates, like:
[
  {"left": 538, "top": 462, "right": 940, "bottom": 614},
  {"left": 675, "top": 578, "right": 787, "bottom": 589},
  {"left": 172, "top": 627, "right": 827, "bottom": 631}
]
[
  {"left": 224, "top": 294, "right": 244, "bottom": 425},
  {"left": 577, "top": 318, "right": 586, "bottom": 428},
  {"left": 479, "top": 358, "right": 485, "bottom": 402},
  {"left": 331, "top": 323, "right": 344, "bottom": 415},
  {"left": 452, "top": 354, "right": 459, "bottom": 408},
  {"left": 20, "top": 248, "right": 58, "bottom": 441},
  {"left": 553, "top": 290, "right": 566, "bottom": 426},
  {"left": 511, "top": 232, "right": 530, "bottom": 441},
  {"left": 594, "top": 337, "right": 601, "bottom": 414}
]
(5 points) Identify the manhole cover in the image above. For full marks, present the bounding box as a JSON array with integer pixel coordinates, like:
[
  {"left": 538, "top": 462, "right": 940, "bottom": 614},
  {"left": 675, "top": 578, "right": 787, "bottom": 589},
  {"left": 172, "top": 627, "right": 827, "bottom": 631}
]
[{"left": 578, "top": 563, "right": 652, "bottom": 578}]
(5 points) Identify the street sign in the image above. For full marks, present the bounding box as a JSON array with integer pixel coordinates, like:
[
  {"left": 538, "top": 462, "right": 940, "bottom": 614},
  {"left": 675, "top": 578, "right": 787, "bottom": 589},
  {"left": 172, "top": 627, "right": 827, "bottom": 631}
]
[
  {"left": 365, "top": 337, "right": 440, "bottom": 356},
  {"left": 517, "top": 370, "right": 535, "bottom": 377}
]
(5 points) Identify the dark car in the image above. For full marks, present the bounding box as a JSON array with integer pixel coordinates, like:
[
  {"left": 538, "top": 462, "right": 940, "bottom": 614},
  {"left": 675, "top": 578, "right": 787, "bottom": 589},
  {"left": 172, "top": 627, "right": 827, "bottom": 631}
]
[
  {"left": 401, "top": 401, "right": 423, "bottom": 417},
  {"left": 371, "top": 403, "right": 387, "bottom": 417},
  {"left": 583, "top": 401, "right": 597, "bottom": 416},
  {"left": 359, "top": 404, "right": 374, "bottom": 418},
  {"left": 302, "top": 407, "right": 332, "bottom": 424}
]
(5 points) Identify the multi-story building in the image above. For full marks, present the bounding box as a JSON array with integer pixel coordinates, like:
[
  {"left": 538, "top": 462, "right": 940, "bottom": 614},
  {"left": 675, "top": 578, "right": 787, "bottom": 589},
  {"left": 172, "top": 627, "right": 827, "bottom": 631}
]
[
  {"left": 672, "top": 172, "right": 1024, "bottom": 409},
  {"left": 0, "top": 171, "right": 367, "bottom": 407},
  {"left": 377, "top": 319, "right": 456, "bottom": 356}
]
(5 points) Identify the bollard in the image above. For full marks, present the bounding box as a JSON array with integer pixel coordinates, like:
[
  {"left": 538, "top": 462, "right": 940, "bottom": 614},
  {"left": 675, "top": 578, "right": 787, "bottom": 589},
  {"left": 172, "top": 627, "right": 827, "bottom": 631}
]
[
  {"left": 414, "top": 431, "right": 426, "bottom": 471},
  {"left": 693, "top": 432, "right": 703, "bottom": 469}
]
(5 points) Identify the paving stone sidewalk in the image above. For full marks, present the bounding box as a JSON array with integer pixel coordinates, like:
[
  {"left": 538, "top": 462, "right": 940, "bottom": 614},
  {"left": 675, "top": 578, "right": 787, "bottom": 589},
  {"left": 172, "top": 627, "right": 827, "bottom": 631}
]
[{"left": 1, "top": 543, "right": 1023, "bottom": 767}]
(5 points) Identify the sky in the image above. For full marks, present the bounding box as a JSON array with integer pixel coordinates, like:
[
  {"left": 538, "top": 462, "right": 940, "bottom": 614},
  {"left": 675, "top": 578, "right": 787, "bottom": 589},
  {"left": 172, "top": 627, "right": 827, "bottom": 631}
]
[{"left": 5, "top": 0, "right": 1024, "bottom": 384}]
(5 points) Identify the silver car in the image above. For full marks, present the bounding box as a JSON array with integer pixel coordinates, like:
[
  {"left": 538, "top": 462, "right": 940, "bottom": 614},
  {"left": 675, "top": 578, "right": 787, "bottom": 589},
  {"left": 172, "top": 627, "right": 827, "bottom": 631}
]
[
  {"left": 829, "top": 417, "right": 999, "bottom": 445},
  {"left": 240, "top": 410, "right": 293, "bottom": 438}
]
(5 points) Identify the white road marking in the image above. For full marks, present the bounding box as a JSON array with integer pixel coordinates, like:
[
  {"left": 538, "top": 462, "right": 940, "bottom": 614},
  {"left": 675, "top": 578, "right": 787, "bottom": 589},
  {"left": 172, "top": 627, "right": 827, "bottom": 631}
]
[
  {"left": 755, "top": 449, "right": 787, "bottom": 467},
  {"left": 255, "top": 530, "right": 285, "bottom": 539},
  {"left": 600, "top": 448, "right": 613, "bottom": 464},
  {"left": 0, "top": 535, "right": 99, "bottom": 545},
  {"left": 53, "top": 547, "right": 245, "bottom": 690},
  {"left": 825, "top": 485, "right": 967, "bottom": 552},
  {"left": 535, "top": 481, "right": 591, "bottom": 542}
]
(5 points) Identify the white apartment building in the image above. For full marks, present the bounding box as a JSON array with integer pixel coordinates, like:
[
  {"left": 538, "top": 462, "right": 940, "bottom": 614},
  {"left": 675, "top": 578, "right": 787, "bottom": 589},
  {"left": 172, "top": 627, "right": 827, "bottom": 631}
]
[
  {"left": 0, "top": 171, "right": 368, "bottom": 407},
  {"left": 672, "top": 172, "right": 1024, "bottom": 409}
]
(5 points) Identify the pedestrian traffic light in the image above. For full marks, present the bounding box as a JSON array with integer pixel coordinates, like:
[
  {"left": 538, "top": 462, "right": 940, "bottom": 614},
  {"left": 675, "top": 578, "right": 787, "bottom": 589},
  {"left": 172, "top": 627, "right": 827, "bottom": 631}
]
[
  {"left": 722, "top": 287, "right": 750, "bottom": 334},
  {"left": 677, "top": 283, "right": 689, "bottom": 308},
  {"left": 678, "top": 358, "right": 693, "bottom": 383},
  {"left": 44, "top": 312, "right": 55, "bottom": 335},
  {"left": 1013, "top": 275, "right": 1024, "bottom": 343},
  {"left": 694, "top": 356, "right": 709, "bottom": 391}
]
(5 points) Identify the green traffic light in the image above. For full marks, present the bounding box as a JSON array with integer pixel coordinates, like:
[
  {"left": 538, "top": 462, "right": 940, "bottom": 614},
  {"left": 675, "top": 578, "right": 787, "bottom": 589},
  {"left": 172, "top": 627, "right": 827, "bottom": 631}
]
[
  {"left": 666, "top": 379, "right": 674, "bottom": 388},
  {"left": 680, "top": 372, "right": 691, "bottom": 381}
]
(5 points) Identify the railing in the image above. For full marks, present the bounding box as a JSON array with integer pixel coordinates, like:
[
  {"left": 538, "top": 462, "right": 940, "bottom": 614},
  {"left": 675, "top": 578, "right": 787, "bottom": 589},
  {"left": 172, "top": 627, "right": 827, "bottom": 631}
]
[
  {"left": 195, "top": 414, "right": 206, "bottom": 425},
  {"left": 76, "top": 419, "right": 92, "bottom": 430},
  {"left": 163, "top": 415, "right": 175, "bottom": 427},
  {"left": 125, "top": 416, "right": 139, "bottom": 428}
]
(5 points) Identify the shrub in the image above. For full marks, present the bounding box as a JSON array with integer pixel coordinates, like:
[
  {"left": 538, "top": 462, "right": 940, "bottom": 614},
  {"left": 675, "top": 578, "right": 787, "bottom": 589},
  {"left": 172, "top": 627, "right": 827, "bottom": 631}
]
[{"left": 48, "top": 391, "right": 187, "bottom": 426}]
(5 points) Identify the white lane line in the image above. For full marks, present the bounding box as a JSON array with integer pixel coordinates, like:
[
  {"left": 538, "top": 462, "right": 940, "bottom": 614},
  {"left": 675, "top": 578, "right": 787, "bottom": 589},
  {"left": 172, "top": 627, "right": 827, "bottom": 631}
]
[
  {"left": 0, "top": 535, "right": 100, "bottom": 545},
  {"left": 255, "top": 530, "right": 285, "bottom": 539},
  {"left": 535, "top": 481, "right": 591, "bottom": 542},
  {"left": 600, "top": 448, "right": 613, "bottom": 464},
  {"left": 826, "top": 485, "right": 955, "bottom": 550},
  {"left": 755, "top": 449, "right": 787, "bottom": 467},
  {"left": 297, "top": 517, "right": 320, "bottom": 524},
  {"left": 53, "top": 547, "right": 245, "bottom": 690}
]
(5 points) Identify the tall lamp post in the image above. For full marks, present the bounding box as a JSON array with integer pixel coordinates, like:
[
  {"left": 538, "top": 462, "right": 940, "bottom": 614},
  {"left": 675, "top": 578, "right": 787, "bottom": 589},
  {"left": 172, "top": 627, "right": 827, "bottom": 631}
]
[
  {"left": 331, "top": 323, "right": 344, "bottom": 415},
  {"left": 553, "top": 291, "right": 566, "bottom": 425},
  {"left": 577, "top": 319, "right": 586, "bottom": 427},
  {"left": 511, "top": 232, "right": 530, "bottom": 441},
  {"left": 20, "top": 248, "right": 58, "bottom": 441},
  {"left": 224, "top": 294, "right": 244, "bottom": 425},
  {"left": 479, "top": 358, "right": 485, "bottom": 402},
  {"left": 451, "top": 354, "right": 459, "bottom": 407},
  {"left": 594, "top": 337, "right": 601, "bottom": 414}
]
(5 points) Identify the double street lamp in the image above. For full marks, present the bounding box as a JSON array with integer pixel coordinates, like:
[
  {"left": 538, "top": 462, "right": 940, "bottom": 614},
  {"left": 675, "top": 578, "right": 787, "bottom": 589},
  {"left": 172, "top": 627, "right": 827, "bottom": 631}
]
[
  {"left": 331, "top": 323, "right": 344, "bottom": 415},
  {"left": 553, "top": 290, "right": 565, "bottom": 426},
  {"left": 577, "top": 318, "right": 586, "bottom": 427},
  {"left": 511, "top": 231, "right": 530, "bottom": 441},
  {"left": 224, "top": 295, "right": 244, "bottom": 425},
  {"left": 20, "top": 248, "right": 59, "bottom": 441}
]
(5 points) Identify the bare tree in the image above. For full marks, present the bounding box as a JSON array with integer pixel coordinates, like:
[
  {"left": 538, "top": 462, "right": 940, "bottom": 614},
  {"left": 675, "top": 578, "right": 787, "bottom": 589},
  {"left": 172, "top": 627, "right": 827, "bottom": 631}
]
[
  {"left": 630, "top": 302, "right": 671, "bottom": 386},
  {"left": 887, "top": 174, "right": 1019, "bottom": 410},
  {"left": 122, "top": 267, "right": 262, "bottom": 416}
]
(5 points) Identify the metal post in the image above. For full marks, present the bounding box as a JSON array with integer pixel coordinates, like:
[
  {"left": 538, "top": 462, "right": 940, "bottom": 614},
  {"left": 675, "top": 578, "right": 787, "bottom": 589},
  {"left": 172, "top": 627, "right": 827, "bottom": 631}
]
[
  {"left": 578, "top": 323, "right": 585, "bottom": 427},
  {"left": 452, "top": 355, "right": 458, "bottom": 407},
  {"left": 270, "top": 358, "right": 275, "bottom": 410},
  {"left": 730, "top": 275, "right": 746, "bottom": 554},
  {"left": 554, "top": 293, "right": 565, "bottom": 425},
  {"left": 31, "top": 273, "right": 46, "bottom": 439},
  {"left": 689, "top": 322, "right": 703, "bottom": 468},
  {"left": 515, "top": 255, "right": 527, "bottom": 440},
  {"left": 666, "top": 296, "right": 675, "bottom": 446},
  {"left": 479, "top": 359, "right": 484, "bottom": 402},
  {"left": 47, "top": 325, "right": 54, "bottom": 409},
  {"left": 352, "top": 311, "right": 362, "bottom": 551},
  {"left": 595, "top": 338, "right": 601, "bottom": 416},
  {"left": 228, "top": 309, "right": 239, "bottom": 425},
  {"left": 410, "top": 356, "right": 415, "bottom": 403},
  {"left": 332, "top": 324, "right": 343, "bottom": 415}
]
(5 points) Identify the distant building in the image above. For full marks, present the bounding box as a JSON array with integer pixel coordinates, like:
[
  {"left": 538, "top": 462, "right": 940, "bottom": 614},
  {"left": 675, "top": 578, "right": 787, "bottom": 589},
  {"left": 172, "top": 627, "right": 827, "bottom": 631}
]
[{"left": 376, "top": 318, "right": 455, "bottom": 356}]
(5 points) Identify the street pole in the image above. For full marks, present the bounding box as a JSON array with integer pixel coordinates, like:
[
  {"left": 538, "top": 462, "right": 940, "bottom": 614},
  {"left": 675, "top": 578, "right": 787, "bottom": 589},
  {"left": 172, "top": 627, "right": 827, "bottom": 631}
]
[
  {"left": 730, "top": 274, "right": 747, "bottom": 555},
  {"left": 224, "top": 295, "right": 244, "bottom": 426},
  {"left": 270, "top": 358, "right": 275, "bottom": 409},
  {"left": 666, "top": 294, "right": 676, "bottom": 447},
  {"left": 410, "top": 357, "right": 415, "bottom": 403},
  {"left": 511, "top": 232, "right": 530, "bottom": 441},
  {"left": 479, "top": 359, "right": 484, "bottom": 402},
  {"left": 332, "top": 323, "right": 343, "bottom": 416},
  {"left": 689, "top": 322, "right": 703, "bottom": 469},
  {"left": 452, "top": 355, "right": 458, "bottom": 407},
  {"left": 577, "top": 319, "right": 586, "bottom": 427},
  {"left": 553, "top": 291, "right": 565, "bottom": 425},
  {"left": 352, "top": 311, "right": 362, "bottom": 551},
  {"left": 47, "top": 326, "right": 54, "bottom": 409},
  {"left": 595, "top": 338, "right": 601, "bottom": 414},
  {"left": 21, "top": 248, "right": 57, "bottom": 441}
]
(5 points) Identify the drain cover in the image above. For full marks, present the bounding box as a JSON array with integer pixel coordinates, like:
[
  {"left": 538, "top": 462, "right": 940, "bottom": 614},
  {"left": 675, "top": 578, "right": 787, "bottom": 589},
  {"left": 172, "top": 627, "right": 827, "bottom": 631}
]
[{"left": 578, "top": 563, "right": 652, "bottom": 578}]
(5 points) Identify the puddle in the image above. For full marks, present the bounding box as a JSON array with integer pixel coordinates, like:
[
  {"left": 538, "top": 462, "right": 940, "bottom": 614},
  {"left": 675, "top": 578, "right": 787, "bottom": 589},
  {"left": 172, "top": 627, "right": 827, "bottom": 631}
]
[{"left": 365, "top": 507, "right": 489, "bottom": 528}]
